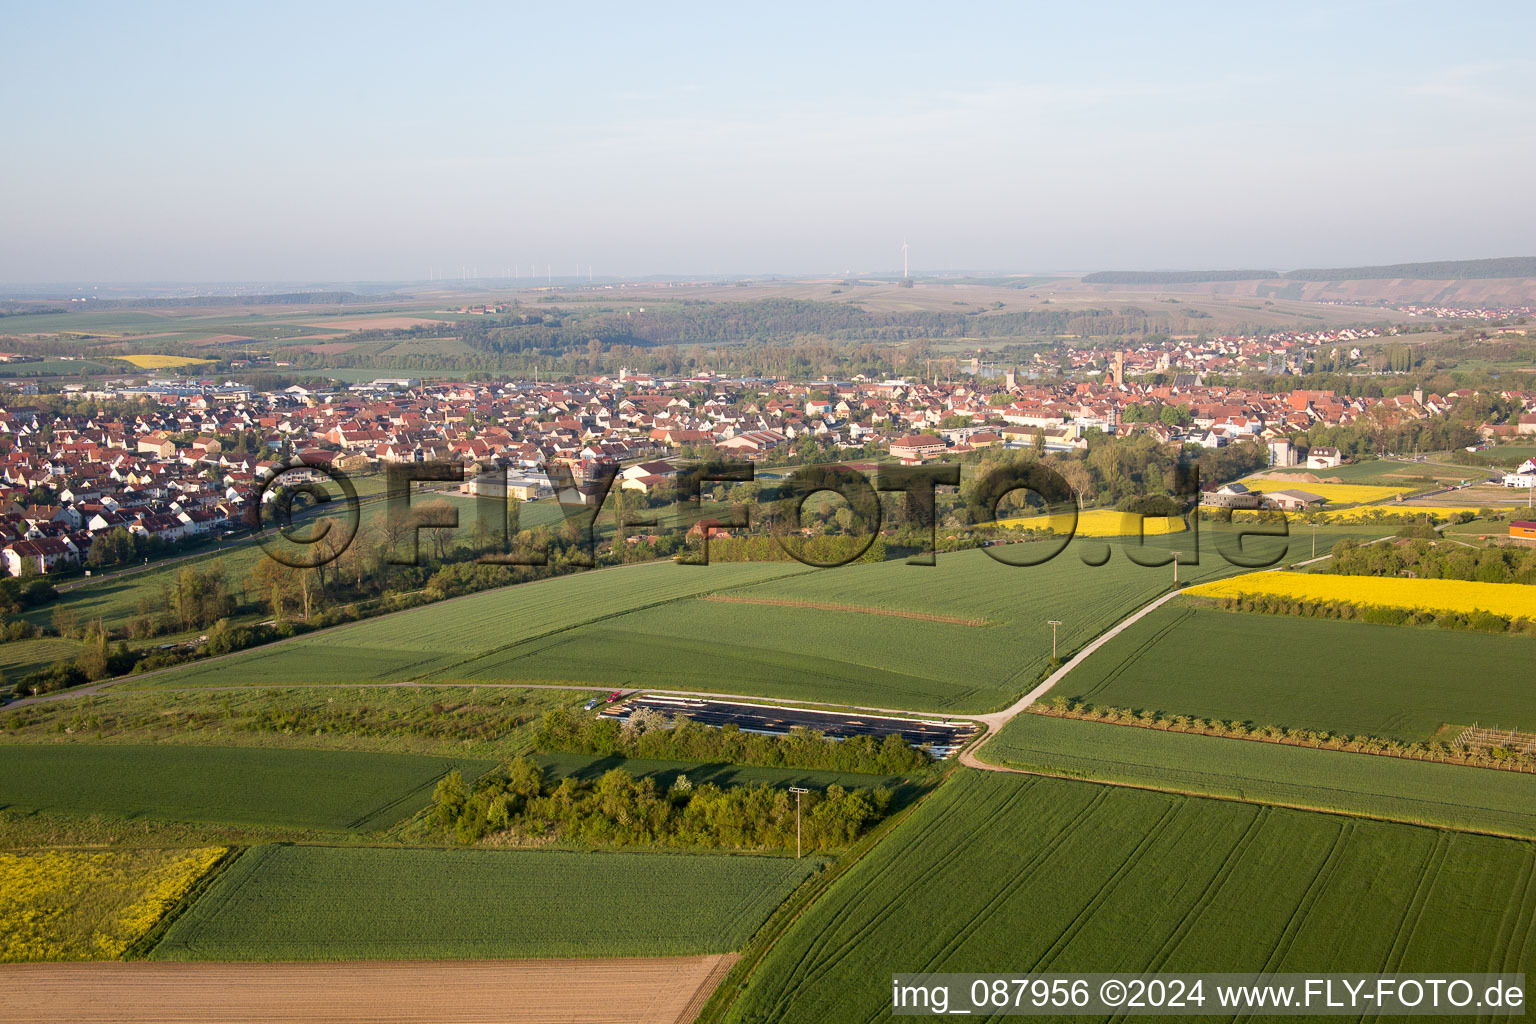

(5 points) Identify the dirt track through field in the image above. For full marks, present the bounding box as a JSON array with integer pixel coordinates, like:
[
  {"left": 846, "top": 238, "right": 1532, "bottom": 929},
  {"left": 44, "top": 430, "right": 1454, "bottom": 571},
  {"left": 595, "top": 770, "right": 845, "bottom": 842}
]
[
  {"left": 300, "top": 316, "right": 444, "bottom": 330},
  {"left": 699, "top": 594, "right": 990, "bottom": 626},
  {"left": 0, "top": 955, "right": 737, "bottom": 1024}
]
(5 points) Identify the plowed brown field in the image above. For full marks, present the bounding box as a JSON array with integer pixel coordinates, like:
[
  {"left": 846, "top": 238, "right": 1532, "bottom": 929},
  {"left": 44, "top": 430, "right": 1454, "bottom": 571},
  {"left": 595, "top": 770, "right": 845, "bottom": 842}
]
[{"left": 0, "top": 955, "right": 737, "bottom": 1024}]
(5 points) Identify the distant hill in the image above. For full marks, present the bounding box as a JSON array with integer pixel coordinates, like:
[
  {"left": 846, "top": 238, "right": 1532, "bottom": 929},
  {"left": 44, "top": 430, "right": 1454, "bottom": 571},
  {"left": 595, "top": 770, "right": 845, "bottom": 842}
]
[
  {"left": 1082, "top": 270, "right": 1281, "bottom": 285},
  {"left": 1085, "top": 257, "right": 1536, "bottom": 285},
  {"left": 1283, "top": 257, "right": 1536, "bottom": 281}
]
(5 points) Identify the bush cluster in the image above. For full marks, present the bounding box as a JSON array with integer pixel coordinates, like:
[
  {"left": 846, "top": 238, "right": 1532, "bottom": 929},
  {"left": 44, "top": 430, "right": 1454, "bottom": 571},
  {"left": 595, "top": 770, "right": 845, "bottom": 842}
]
[{"left": 431, "top": 757, "right": 890, "bottom": 849}]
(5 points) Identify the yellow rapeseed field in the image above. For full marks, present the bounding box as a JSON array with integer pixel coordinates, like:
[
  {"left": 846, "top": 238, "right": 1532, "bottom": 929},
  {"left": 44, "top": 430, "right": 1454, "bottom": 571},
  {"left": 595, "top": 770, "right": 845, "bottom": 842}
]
[
  {"left": 1186, "top": 572, "right": 1536, "bottom": 621},
  {"left": 996, "top": 508, "right": 1187, "bottom": 537},
  {"left": 1236, "top": 478, "right": 1410, "bottom": 505},
  {"left": 118, "top": 354, "right": 212, "bottom": 369},
  {"left": 1306, "top": 505, "right": 1483, "bottom": 522},
  {"left": 0, "top": 847, "right": 224, "bottom": 962}
]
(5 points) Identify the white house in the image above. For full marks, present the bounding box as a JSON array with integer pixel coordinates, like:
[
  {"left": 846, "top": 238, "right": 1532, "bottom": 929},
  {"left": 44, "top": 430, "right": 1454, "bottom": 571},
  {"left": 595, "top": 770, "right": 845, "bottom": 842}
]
[
  {"left": 1306, "top": 446, "right": 1344, "bottom": 469},
  {"left": 620, "top": 460, "right": 679, "bottom": 484}
]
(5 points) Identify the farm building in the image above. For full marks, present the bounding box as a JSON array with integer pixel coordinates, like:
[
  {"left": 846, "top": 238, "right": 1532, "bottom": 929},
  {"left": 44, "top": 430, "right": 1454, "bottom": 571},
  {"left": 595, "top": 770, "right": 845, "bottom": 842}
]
[
  {"left": 1263, "top": 488, "right": 1328, "bottom": 512},
  {"left": 1511, "top": 520, "right": 1536, "bottom": 541},
  {"left": 467, "top": 469, "right": 554, "bottom": 501},
  {"left": 1201, "top": 482, "right": 1261, "bottom": 510},
  {"left": 506, "top": 473, "right": 552, "bottom": 501}
]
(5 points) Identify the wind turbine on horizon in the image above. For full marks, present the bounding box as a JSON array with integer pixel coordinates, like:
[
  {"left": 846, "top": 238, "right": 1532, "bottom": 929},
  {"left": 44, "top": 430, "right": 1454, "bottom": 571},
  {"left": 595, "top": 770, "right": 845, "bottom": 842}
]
[{"left": 900, "top": 239, "right": 910, "bottom": 279}]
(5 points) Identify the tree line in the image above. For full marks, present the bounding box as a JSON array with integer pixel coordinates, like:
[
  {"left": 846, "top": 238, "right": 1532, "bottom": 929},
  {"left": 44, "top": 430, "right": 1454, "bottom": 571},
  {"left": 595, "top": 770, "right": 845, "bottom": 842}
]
[
  {"left": 1038, "top": 697, "right": 1536, "bottom": 774},
  {"left": 534, "top": 706, "right": 932, "bottom": 774},
  {"left": 1202, "top": 588, "right": 1536, "bottom": 637}
]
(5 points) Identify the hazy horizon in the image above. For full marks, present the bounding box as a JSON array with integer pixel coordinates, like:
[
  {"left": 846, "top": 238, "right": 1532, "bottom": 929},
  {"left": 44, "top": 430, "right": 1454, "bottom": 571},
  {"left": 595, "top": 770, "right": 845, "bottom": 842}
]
[
  {"left": 5, "top": 1, "right": 1535, "bottom": 283},
  {"left": 12, "top": 257, "right": 1536, "bottom": 295}
]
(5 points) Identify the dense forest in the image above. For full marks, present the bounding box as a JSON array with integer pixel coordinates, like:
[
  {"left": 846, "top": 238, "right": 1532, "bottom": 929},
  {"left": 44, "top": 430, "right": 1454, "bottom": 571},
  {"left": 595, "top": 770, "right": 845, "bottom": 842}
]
[
  {"left": 157, "top": 299, "right": 1184, "bottom": 380},
  {"left": 452, "top": 299, "right": 1182, "bottom": 354}
]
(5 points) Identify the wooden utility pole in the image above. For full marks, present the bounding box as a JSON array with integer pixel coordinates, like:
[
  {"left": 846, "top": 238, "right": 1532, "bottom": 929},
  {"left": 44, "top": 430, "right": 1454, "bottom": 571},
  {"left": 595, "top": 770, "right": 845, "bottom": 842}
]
[
  {"left": 789, "top": 786, "right": 809, "bottom": 859},
  {"left": 1047, "top": 620, "right": 1062, "bottom": 661}
]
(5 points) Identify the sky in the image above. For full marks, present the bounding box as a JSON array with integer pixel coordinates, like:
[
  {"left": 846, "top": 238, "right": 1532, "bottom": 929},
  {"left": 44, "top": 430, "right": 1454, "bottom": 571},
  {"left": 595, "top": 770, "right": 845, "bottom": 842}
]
[{"left": 4, "top": 1, "right": 1536, "bottom": 282}]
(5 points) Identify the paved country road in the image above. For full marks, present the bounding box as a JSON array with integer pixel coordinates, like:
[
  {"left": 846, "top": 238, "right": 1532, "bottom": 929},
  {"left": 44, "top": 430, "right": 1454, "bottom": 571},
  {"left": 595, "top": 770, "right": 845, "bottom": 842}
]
[
  {"left": 957, "top": 588, "right": 1184, "bottom": 772},
  {"left": 955, "top": 536, "right": 1390, "bottom": 772}
]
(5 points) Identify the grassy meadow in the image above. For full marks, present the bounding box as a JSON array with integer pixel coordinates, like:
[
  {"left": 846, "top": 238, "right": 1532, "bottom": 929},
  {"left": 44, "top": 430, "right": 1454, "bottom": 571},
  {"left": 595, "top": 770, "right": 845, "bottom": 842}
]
[
  {"left": 133, "top": 559, "right": 815, "bottom": 688},
  {"left": 0, "top": 301, "right": 454, "bottom": 349},
  {"left": 456, "top": 528, "right": 1383, "bottom": 712},
  {"left": 150, "top": 843, "right": 822, "bottom": 960},
  {"left": 1060, "top": 604, "right": 1536, "bottom": 740},
  {"left": 1489, "top": 445, "right": 1536, "bottom": 463},
  {"left": 135, "top": 528, "right": 1385, "bottom": 713},
  {"left": 727, "top": 771, "right": 1536, "bottom": 1022},
  {"left": 986, "top": 713, "right": 1536, "bottom": 838},
  {"left": 0, "top": 638, "right": 85, "bottom": 683},
  {"left": 0, "top": 357, "right": 121, "bottom": 377},
  {"left": 1235, "top": 459, "right": 1468, "bottom": 486},
  {"left": 0, "top": 744, "right": 492, "bottom": 831},
  {"left": 1, "top": 686, "right": 582, "bottom": 759}
]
